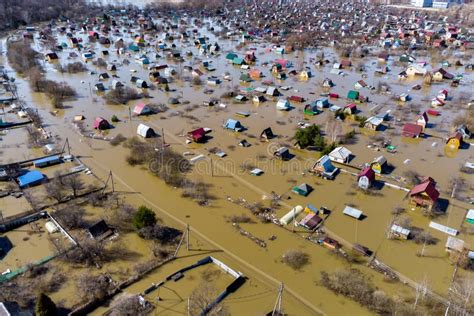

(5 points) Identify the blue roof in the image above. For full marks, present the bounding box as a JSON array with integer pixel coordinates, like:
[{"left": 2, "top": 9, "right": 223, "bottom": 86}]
[
  {"left": 224, "top": 119, "right": 241, "bottom": 129},
  {"left": 33, "top": 155, "right": 61, "bottom": 166},
  {"left": 18, "top": 170, "right": 45, "bottom": 187}
]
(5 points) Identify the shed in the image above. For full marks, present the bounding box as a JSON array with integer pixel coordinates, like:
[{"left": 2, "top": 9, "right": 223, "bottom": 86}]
[
  {"left": 273, "top": 147, "right": 291, "bottom": 161},
  {"left": 390, "top": 224, "right": 411, "bottom": 240},
  {"left": 276, "top": 99, "right": 291, "bottom": 111},
  {"left": 93, "top": 117, "right": 110, "bottom": 130},
  {"left": 33, "top": 155, "right": 62, "bottom": 168},
  {"left": 87, "top": 220, "right": 113, "bottom": 240},
  {"left": 279, "top": 205, "right": 303, "bottom": 225},
  {"left": 343, "top": 206, "right": 363, "bottom": 219},
  {"left": 266, "top": 87, "right": 280, "bottom": 96},
  {"left": 445, "top": 236, "right": 465, "bottom": 253},
  {"left": 466, "top": 209, "right": 474, "bottom": 224},
  {"left": 187, "top": 128, "right": 207, "bottom": 143},
  {"left": 371, "top": 156, "right": 387, "bottom": 174},
  {"left": 364, "top": 116, "right": 383, "bottom": 131},
  {"left": 260, "top": 128, "right": 274, "bottom": 142},
  {"left": 137, "top": 124, "right": 155, "bottom": 138},
  {"left": 347, "top": 90, "right": 359, "bottom": 100},
  {"left": 17, "top": 170, "right": 45, "bottom": 188}
]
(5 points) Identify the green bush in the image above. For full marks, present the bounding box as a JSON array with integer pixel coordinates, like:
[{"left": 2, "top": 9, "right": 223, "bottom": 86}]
[
  {"left": 294, "top": 124, "right": 325, "bottom": 149},
  {"left": 35, "top": 293, "right": 57, "bottom": 316},
  {"left": 133, "top": 206, "right": 157, "bottom": 230},
  {"left": 111, "top": 115, "right": 119, "bottom": 123}
]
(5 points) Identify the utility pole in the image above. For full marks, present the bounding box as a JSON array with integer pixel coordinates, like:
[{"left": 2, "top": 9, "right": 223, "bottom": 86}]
[
  {"left": 272, "top": 283, "right": 284, "bottom": 316},
  {"left": 186, "top": 224, "right": 190, "bottom": 251}
]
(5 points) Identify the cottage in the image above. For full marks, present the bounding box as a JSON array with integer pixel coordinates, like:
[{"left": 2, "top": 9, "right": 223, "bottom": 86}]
[
  {"left": 357, "top": 167, "right": 375, "bottom": 190},
  {"left": 446, "top": 132, "right": 462, "bottom": 150},
  {"left": 292, "top": 183, "right": 313, "bottom": 197},
  {"left": 249, "top": 69, "right": 263, "bottom": 79},
  {"left": 276, "top": 99, "right": 291, "bottom": 111},
  {"left": 321, "top": 237, "right": 340, "bottom": 250},
  {"left": 328, "top": 147, "right": 352, "bottom": 164},
  {"left": 266, "top": 87, "right": 280, "bottom": 97},
  {"left": 137, "top": 124, "right": 155, "bottom": 138},
  {"left": 253, "top": 95, "right": 266, "bottom": 104},
  {"left": 371, "top": 156, "right": 387, "bottom": 174},
  {"left": 402, "top": 123, "right": 423, "bottom": 138},
  {"left": 433, "top": 68, "right": 454, "bottom": 81},
  {"left": 354, "top": 80, "right": 367, "bottom": 90},
  {"left": 314, "top": 98, "right": 330, "bottom": 109},
  {"left": 273, "top": 147, "right": 292, "bottom": 161},
  {"left": 347, "top": 90, "right": 359, "bottom": 100},
  {"left": 187, "top": 128, "right": 207, "bottom": 143},
  {"left": 298, "top": 213, "right": 322, "bottom": 230},
  {"left": 406, "top": 65, "right": 427, "bottom": 76},
  {"left": 87, "top": 220, "right": 113, "bottom": 240},
  {"left": 239, "top": 73, "right": 252, "bottom": 83},
  {"left": 107, "top": 64, "right": 117, "bottom": 71},
  {"left": 94, "top": 83, "right": 106, "bottom": 92},
  {"left": 299, "top": 70, "right": 311, "bottom": 80},
  {"left": 409, "top": 177, "right": 439, "bottom": 209},
  {"left": 149, "top": 72, "right": 161, "bottom": 82},
  {"left": 304, "top": 103, "right": 321, "bottom": 116},
  {"left": 343, "top": 103, "right": 357, "bottom": 115},
  {"left": 322, "top": 78, "right": 334, "bottom": 88},
  {"left": 133, "top": 103, "right": 151, "bottom": 116},
  {"left": 235, "top": 95, "right": 248, "bottom": 102},
  {"left": 312, "top": 155, "right": 338, "bottom": 180},
  {"left": 93, "top": 117, "right": 110, "bottom": 130},
  {"left": 260, "top": 128, "right": 274, "bottom": 142},
  {"left": 431, "top": 97, "right": 445, "bottom": 107},
  {"left": 223, "top": 119, "right": 243, "bottom": 132}
]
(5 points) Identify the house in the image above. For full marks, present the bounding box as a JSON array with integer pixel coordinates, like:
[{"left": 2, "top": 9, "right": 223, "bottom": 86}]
[
  {"left": 437, "top": 89, "right": 448, "bottom": 101},
  {"left": 390, "top": 224, "right": 411, "bottom": 240},
  {"left": 399, "top": 93, "right": 410, "bottom": 102},
  {"left": 289, "top": 96, "right": 305, "bottom": 103},
  {"left": 135, "top": 79, "right": 148, "bottom": 89},
  {"left": 465, "top": 209, "right": 474, "bottom": 225},
  {"left": 17, "top": 170, "right": 45, "bottom": 188},
  {"left": 343, "top": 206, "right": 363, "bottom": 220},
  {"left": 321, "top": 237, "right": 340, "bottom": 250},
  {"left": 416, "top": 112, "right": 429, "bottom": 130},
  {"left": 107, "top": 64, "right": 117, "bottom": 72},
  {"left": 298, "top": 213, "right": 322, "bottom": 230},
  {"left": 433, "top": 68, "right": 454, "bottom": 81},
  {"left": 276, "top": 99, "right": 291, "bottom": 111},
  {"left": 260, "top": 127, "right": 274, "bottom": 142},
  {"left": 304, "top": 103, "right": 321, "bottom": 116},
  {"left": 312, "top": 155, "right": 339, "bottom": 180},
  {"left": 225, "top": 52, "right": 238, "bottom": 61},
  {"left": 235, "top": 95, "right": 248, "bottom": 102},
  {"left": 253, "top": 95, "right": 266, "bottom": 104},
  {"left": 249, "top": 69, "right": 263, "bottom": 79},
  {"left": 371, "top": 156, "right": 387, "bottom": 174},
  {"left": 239, "top": 73, "right": 252, "bottom": 83},
  {"left": 322, "top": 78, "right": 334, "bottom": 88},
  {"left": 347, "top": 90, "right": 359, "bottom": 100},
  {"left": 357, "top": 167, "right": 375, "bottom": 190},
  {"left": 328, "top": 147, "right": 352, "bottom": 164},
  {"left": 187, "top": 128, "right": 207, "bottom": 143},
  {"left": 111, "top": 80, "right": 123, "bottom": 90},
  {"left": 343, "top": 103, "right": 357, "bottom": 115},
  {"left": 402, "top": 123, "right": 423, "bottom": 138},
  {"left": 44, "top": 52, "right": 59, "bottom": 62},
  {"left": 149, "top": 72, "right": 161, "bottom": 82},
  {"left": 354, "top": 80, "right": 367, "bottom": 90},
  {"left": 455, "top": 125, "right": 471, "bottom": 140},
  {"left": 406, "top": 65, "right": 427, "bottom": 76},
  {"left": 137, "top": 124, "right": 155, "bottom": 138},
  {"left": 409, "top": 177, "right": 440, "bottom": 208},
  {"left": 87, "top": 220, "right": 113, "bottom": 240},
  {"left": 431, "top": 97, "right": 445, "bottom": 107},
  {"left": 223, "top": 119, "right": 243, "bottom": 132},
  {"left": 133, "top": 103, "right": 151, "bottom": 116},
  {"left": 266, "top": 87, "right": 280, "bottom": 97},
  {"left": 273, "top": 147, "right": 292, "bottom": 161},
  {"left": 99, "top": 73, "right": 109, "bottom": 80},
  {"left": 292, "top": 183, "right": 313, "bottom": 197},
  {"left": 93, "top": 117, "right": 110, "bottom": 130},
  {"left": 299, "top": 70, "right": 311, "bottom": 80},
  {"left": 364, "top": 116, "right": 383, "bottom": 131},
  {"left": 446, "top": 132, "right": 462, "bottom": 150},
  {"left": 94, "top": 83, "right": 106, "bottom": 92},
  {"left": 445, "top": 236, "right": 465, "bottom": 253}
]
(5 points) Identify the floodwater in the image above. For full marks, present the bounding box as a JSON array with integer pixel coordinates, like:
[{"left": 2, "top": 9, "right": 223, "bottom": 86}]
[{"left": 0, "top": 13, "right": 473, "bottom": 315}]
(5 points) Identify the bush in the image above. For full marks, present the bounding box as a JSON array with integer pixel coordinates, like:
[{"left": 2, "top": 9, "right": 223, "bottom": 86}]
[
  {"left": 282, "top": 249, "right": 309, "bottom": 270},
  {"left": 110, "top": 134, "right": 127, "bottom": 146},
  {"left": 133, "top": 206, "right": 157, "bottom": 230},
  {"left": 294, "top": 124, "right": 325, "bottom": 149},
  {"left": 138, "top": 224, "right": 182, "bottom": 244},
  {"left": 104, "top": 86, "right": 140, "bottom": 105},
  {"left": 111, "top": 115, "right": 119, "bottom": 123},
  {"left": 65, "top": 61, "right": 88, "bottom": 73}
]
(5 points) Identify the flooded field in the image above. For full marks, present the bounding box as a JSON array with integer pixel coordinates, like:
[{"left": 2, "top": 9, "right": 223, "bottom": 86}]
[{"left": 0, "top": 7, "right": 473, "bottom": 315}]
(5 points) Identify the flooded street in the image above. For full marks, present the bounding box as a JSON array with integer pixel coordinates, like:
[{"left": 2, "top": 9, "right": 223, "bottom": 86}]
[{"left": 0, "top": 3, "right": 473, "bottom": 315}]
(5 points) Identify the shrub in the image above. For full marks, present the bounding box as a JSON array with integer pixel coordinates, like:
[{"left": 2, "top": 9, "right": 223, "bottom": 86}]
[
  {"left": 133, "top": 206, "right": 157, "bottom": 230},
  {"left": 282, "top": 249, "right": 310, "bottom": 270},
  {"left": 110, "top": 134, "right": 127, "bottom": 146},
  {"left": 104, "top": 86, "right": 141, "bottom": 105},
  {"left": 111, "top": 115, "right": 119, "bottom": 122}
]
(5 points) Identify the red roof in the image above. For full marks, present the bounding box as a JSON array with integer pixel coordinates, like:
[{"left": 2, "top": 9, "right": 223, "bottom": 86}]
[
  {"left": 409, "top": 178, "right": 439, "bottom": 202},
  {"left": 402, "top": 123, "right": 423, "bottom": 137},
  {"left": 187, "top": 128, "right": 206, "bottom": 142},
  {"left": 358, "top": 167, "right": 375, "bottom": 182}
]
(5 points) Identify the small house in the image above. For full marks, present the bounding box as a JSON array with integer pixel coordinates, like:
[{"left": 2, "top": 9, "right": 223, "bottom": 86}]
[
  {"left": 235, "top": 95, "right": 248, "bottom": 102},
  {"left": 445, "top": 236, "right": 465, "bottom": 253},
  {"left": 433, "top": 68, "right": 454, "bottom": 81},
  {"left": 223, "top": 119, "right": 243, "bottom": 132},
  {"left": 149, "top": 72, "right": 161, "bottom": 82},
  {"left": 107, "top": 64, "right": 117, "bottom": 72},
  {"left": 133, "top": 103, "right": 151, "bottom": 116},
  {"left": 292, "top": 183, "right": 313, "bottom": 197},
  {"left": 137, "top": 124, "right": 155, "bottom": 138},
  {"left": 44, "top": 52, "right": 59, "bottom": 62},
  {"left": 322, "top": 78, "right": 335, "bottom": 88},
  {"left": 187, "top": 128, "right": 207, "bottom": 143},
  {"left": 455, "top": 125, "right": 471, "bottom": 140},
  {"left": 304, "top": 103, "right": 320, "bottom": 116},
  {"left": 289, "top": 96, "right": 304, "bottom": 103},
  {"left": 354, "top": 80, "right": 367, "bottom": 90},
  {"left": 253, "top": 95, "right": 266, "bottom": 104},
  {"left": 111, "top": 80, "right": 123, "bottom": 90},
  {"left": 390, "top": 224, "right": 411, "bottom": 240},
  {"left": 343, "top": 103, "right": 357, "bottom": 115},
  {"left": 87, "top": 220, "right": 113, "bottom": 240},
  {"left": 347, "top": 90, "right": 359, "bottom": 100},
  {"left": 93, "top": 117, "right": 110, "bottom": 130},
  {"left": 299, "top": 213, "right": 322, "bottom": 230},
  {"left": 371, "top": 156, "right": 387, "bottom": 174},
  {"left": 402, "top": 123, "right": 423, "bottom": 138},
  {"left": 328, "top": 147, "right": 352, "bottom": 164},
  {"left": 322, "top": 237, "right": 340, "bottom": 250},
  {"left": 299, "top": 70, "right": 311, "bottom": 80},
  {"left": 314, "top": 98, "right": 330, "bottom": 109},
  {"left": 364, "top": 116, "right": 383, "bottom": 131},
  {"left": 17, "top": 170, "right": 45, "bottom": 188},
  {"left": 276, "top": 99, "right": 291, "bottom": 111},
  {"left": 239, "top": 73, "right": 252, "bottom": 83},
  {"left": 136, "top": 79, "right": 148, "bottom": 89},
  {"left": 94, "top": 83, "right": 106, "bottom": 92},
  {"left": 260, "top": 128, "right": 274, "bottom": 142},
  {"left": 406, "top": 65, "right": 427, "bottom": 76},
  {"left": 266, "top": 87, "right": 280, "bottom": 97},
  {"left": 99, "top": 73, "right": 110, "bottom": 80},
  {"left": 446, "top": 132, "right": 462, "bottom": 150},
  {"left": 312, "top": 155, "right": 338, "bottom": 180},
  {"left": 416, "top": 112, "right": 429, "bottom": 130},
  {"left": 273, "top": 147, "right": 292, "bottom": 161},
  {"left": 409, "top": 177, "right": 439, "bottom": 209},
  {"left": 357, "top": 167, "right": 375, "bottom": 190}
]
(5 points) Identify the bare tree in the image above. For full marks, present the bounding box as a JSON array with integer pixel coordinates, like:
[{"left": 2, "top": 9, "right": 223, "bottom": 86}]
[
  {"left": 76, "top": 272, "right": 115, "bottom": 303},
  {"left": 52, "top": 204, "right": 86, "bottom": 229},
  {"left": 45, "top": 178, "right": 67, "bottom": 203},
  {"left": 110, "top": 294, "right": 150, "bottom": 316},
  {"left": 62, "top": 173, "right": 85, "bottom": 198},
  {"left": 189, "top": 282, "right": 229, "bottom": 316}
]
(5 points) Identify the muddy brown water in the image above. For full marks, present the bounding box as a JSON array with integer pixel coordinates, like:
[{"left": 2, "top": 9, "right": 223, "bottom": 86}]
[{"left": 0, "top": 16, "right": 473, "bottom": 315}]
